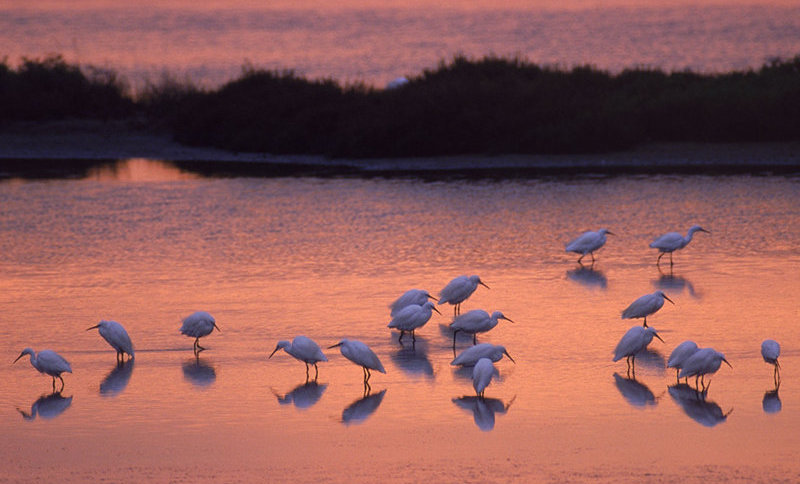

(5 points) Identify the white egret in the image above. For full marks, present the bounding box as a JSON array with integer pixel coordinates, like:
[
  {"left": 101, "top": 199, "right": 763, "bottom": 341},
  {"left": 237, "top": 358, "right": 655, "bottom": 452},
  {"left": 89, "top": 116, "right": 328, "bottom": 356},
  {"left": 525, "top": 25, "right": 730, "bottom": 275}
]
[
  {"left": 329, "top": 339, "right": 386, "bottom": 383},
  {"left": 389, "top": 289, "right": 435, "bottom": 317},
  {"left": 761, "top": 339, "right": 781, "bottom": 384},
  {"left": 613, "top": 326, "right": 664, "bottom": 375},
  {"left": 13, "top": 348, "right": 72, "bottom": 391},
  {"left": 667, "top": 340, "right": 699, "bottom": 381},
  {"left": 679, "top": 347, "right": 732, "bottom": 391},
  {"left": 86, "top": 320, "right": 134, "bottom": 362},
  {"left": 565, "top": 228, "right": 614, "bottom": 265},
  {"left": 650, "top": 225, "right": 710, "bottom": 266},
  {"left": 180, "top": 311, "right": 220, "bottom": 353},
  {"left": 621, "top": 290, "right": 674, "bottom": 327},
  {"left": 472, "top": 358, "right": 496, "bottom": 398},
  {"left": 388, "top": 301, "right": 441, "bottom": 343},
  {"left": 449, "top": 309, "right": 514, "bottom": 346},
  {"left": 270, "top": 336, "right": 328, "bottom": 380},
  {"left": 438, "top": 275, "right": 489, "bottom": 316},
  {"left": 451, "top": 343, "right": 515, "bottom": 367}
]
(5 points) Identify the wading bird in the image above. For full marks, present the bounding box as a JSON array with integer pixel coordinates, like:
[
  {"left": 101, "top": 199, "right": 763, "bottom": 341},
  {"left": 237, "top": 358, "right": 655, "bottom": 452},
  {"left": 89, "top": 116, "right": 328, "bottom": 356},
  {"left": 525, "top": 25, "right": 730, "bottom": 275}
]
[
  {"left": 13, "top": 348, "right": 72, "bottom": 391},
  {"left": 565, "top": 228, "right": 614, "bottom": 265},
  {"left": 180, "top": 311, "right": 220, "bottom": 354},
  {"left": 650, "top": 225, "right": 710, "bottom": 266},
  {"left": 269, "top": 336, "right": 328, "bottom": 380},
  {"left": 613, "top": 326, "right": 664, "bottom": 376},
  {"left": 329, "top": 339, "right": 386, "bottom": 384},
  {"left": 86, "top": 320, "right": 134, "bottom": 362},
  {"left": 667, "top": 340, "right": 699, "bottom": 381},
  {"left": 438, "top": 275, "right": 489, "bottom": 316},
  {"left": 622, "top": 290, "right": 674, "bottom": 327},
  {"left": 388, "top": 301, "right": 441, "bottom": 343},
  {"left": 679, "top": 347, "right": 732, "bottom": 391},
  {"left": 761, "top": 339, "right": 781, "bottom": 384},
  {"left": 389, "top": 289, "right": 435, "bottom": 317},
  {"left": 472, "top": 358, "right": 496, "bottom": 398},
  {"left": 449, "top": 310, "right": 514, "bottom": 347},
  {"left": 451, "top": 343, "right": 515, "bottom": 367}
]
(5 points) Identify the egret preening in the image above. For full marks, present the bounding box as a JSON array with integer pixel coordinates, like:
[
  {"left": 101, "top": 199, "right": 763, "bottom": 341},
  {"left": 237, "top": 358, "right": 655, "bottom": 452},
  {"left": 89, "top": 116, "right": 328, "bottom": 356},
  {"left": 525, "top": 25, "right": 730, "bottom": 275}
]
[
  {"left": 667, "top": 340, "right": 699, "bottom": 381},
  {"left": 388, "top": 301, "right": 441, "bottom": 343},
  {"left": 13, "top": 348, "right": 72, "bottom": 391},
  {"left": 389, "top": 289, "right": 435, "bottom": 317},
  {"left": 451, "top": 343, "right": 515, "bottom": 367},
  {"left": 86, "top": 320, "right": 134, "bottom": 362},
  {"left": 613, "top": 326, "right": 664, "bottom": 376},
  {"left": 621, "top": 290, "right": 674, "bottom": 327},
  {"left": 449, "top": 309, "right": 514, "bottom": 347},
  {"left": 650, "top": 225, "right": 710, "bottom": 266},
  {"left": 438, "top": 275, "right": 489, "bottom": 316},
  {"left": 472, "top": 358, "right": 496, "bottom": 398},
  {"left": 679, "top": 347, "right": 732, "bottom": 391},
  {"left": 761, "top": 339, "right": 781, "bottom": 385},
  {"left": 269, "top": 336, "right": 328, "bottom": 380},
  {"left": 180, "top": 311, "right": 220, "bottom": 354},
  {"left": 329, "top": 339, "right": 386, "bottom": 385},
  {"left": 565, "top": 228, "right": 614, "bottom": 265}
]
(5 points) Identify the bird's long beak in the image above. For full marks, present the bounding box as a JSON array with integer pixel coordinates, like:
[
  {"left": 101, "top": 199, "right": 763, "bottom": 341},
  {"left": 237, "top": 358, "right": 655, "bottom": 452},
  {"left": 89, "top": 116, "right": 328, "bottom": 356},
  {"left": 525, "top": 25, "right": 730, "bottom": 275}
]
[
  {"left": 427, "top": 294, "right": 437, "bottom": 301},
  {"left": 502, "top": 316, "right": 515, "bottom": 323},
  {"left": 12, "top": 353, "right": 24, "bottom": 364},
  {"left": 701, "top": 228, "right": 711, "bottom": 234},
  {"left": 607, "top": 231, "right": 616, "bottom": 236},
  {"left": 328, "top": 342, "right": 343, "bottom": 349},
  {"left": 268, "top": 347, "right": 280, "bottom": 359},
  {"left": 479, "top": 281, "right": 490, "bottom": 289},
  {"left": 653, "top": 333, "right": 665, "bottom": 343},
  {"left": 663, "top": 295, "right": 675, "bottom": 305},
  {"left": 722, "top": 358, "right": 732, "bottom": 368},
  {"left": 504, "top": 350, "right": 516, "bottom": 364},
  {"left": 432, "top": 306, "right": 442, "bottom": 315},
  {"left": 213, "top": 323, "right": 221, "bottom": 333},
  {"left": 86, "top": 324, "right": 100, "bottom": 331}
]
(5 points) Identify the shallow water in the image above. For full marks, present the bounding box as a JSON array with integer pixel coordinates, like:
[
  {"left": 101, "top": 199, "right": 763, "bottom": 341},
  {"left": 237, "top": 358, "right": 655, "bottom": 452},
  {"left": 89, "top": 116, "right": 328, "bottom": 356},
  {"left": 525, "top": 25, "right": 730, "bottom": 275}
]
[
  {"left": 0, "top": 159, "right": 798, "bottom": 481},
  {"left": 3, "top": 1, "right": 800, "bottom": 88}
]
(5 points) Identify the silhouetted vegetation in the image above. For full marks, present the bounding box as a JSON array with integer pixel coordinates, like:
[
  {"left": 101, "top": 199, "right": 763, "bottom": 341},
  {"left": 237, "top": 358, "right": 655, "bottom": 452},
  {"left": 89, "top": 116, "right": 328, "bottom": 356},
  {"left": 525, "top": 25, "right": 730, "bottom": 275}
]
[{"left": 2, "top": 54, "right": 799, "bottom": 157}]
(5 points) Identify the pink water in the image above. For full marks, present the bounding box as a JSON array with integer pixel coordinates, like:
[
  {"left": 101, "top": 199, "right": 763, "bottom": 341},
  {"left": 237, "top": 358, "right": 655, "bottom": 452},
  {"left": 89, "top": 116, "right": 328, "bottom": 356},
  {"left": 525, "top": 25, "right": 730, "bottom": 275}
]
[{"left": 0, "top": 160, "right": 798, "bottom": 481}]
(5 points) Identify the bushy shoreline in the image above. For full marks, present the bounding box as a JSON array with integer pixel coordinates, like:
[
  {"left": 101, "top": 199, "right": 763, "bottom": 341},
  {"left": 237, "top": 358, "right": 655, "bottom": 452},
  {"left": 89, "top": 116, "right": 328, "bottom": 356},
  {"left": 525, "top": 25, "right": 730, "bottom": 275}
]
[{"left": 2, "top": 54, "right": 799, "bottom": 159}]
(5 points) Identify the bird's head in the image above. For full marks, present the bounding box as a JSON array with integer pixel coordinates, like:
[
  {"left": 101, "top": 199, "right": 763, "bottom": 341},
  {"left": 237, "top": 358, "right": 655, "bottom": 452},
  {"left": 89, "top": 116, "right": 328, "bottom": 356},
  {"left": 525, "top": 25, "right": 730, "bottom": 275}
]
[
  {"left": 471, "top": 275, "right": 490, "bottom": 289},
  {"left": 493, "top": 311, "right": 514, "bottom": 323},
  {"left": 690, "top": 225, "right": 710, "bottom": 235},
  {"left": 13, "top": 348, "right": 33, "bottom": 364},
  {"left": 656, "top": 291, "right": 675, "bottom": 305},
  {"left": 86, "top": 321, "right": 105, "bottom": 331},
  {"left": 501, "top": 347, "right": 516, "bottom": 364},
  {"left": 720, "top": 354, "right": 732, "bottom": 369},
  {"left": 600, "top": 228, "right": 615, "bottom": 236},
  {"left": 269, "top": 340, "right": 291, "bottom": 359},
  {"left": 328, "top": 340, "right": 346, "bottom": 349},
  {"left": 647, "top": 328, "right": 664, "bottom": 343}
]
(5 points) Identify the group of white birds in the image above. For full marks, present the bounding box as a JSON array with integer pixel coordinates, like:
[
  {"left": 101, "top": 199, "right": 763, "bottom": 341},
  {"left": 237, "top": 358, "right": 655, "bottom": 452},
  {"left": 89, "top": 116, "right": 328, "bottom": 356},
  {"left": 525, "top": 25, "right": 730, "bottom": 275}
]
[{"left": 13, "top": 224, "right": 782, "bottom": 400}]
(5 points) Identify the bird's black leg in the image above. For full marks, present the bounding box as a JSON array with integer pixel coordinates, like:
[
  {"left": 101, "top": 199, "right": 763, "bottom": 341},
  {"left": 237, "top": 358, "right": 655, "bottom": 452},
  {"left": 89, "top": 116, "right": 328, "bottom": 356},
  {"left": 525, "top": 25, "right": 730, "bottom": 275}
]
[
  {"left": 52, "top": 377, "right": 56, "bottom": 392},
  {"left": 669, "top": 253, "right": 674, "bottom": 266},
  {"left": 642, "top": 317, "right": 648, "bottom": 328},
  {"left": 314, "top": 363, "right": 319, "bottom": 381},
  {"left": 305, "top": 362, "right": 310, "bottom": 380},
  {"left": 411, "top": 330, "right": 416, "bottom": 343},
  {"left": 577, "top": 254, "right": 584, "bottom": 265},
  {"left": 472, "top": 333, "right": 477, "bottom": 345},
  {"left": 398, "top": 331, "right": 405, "bottom": 344},
  {"left": 58, "top": 375, "right": 65, "bottom": 392},
  {"left": 591, "top": 252, "right": 596, "bottom": 264},
  {"left": 675, "top": 368, "right": 680, "bottom": 383},
  {"left": 452, "top": 329, "right": 459, "bottom": 349}
]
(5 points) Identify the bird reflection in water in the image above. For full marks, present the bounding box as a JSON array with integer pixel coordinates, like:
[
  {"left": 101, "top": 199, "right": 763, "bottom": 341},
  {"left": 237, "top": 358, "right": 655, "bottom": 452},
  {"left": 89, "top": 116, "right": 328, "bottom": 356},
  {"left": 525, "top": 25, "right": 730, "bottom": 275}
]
[
  {"left": 668, "top": 383, "right": 732, "bottom": 427},
  {"left": 763, "top": 381, "right": 782, "bottom": 414},
  {"left": 613, "top": 373, "right": 657, "bottom": 408},
  {"left": 273, "top": 380, "right": 328, "bottom": 410},
  {"left": 182, "top": 355, "right": 216, "bottom": 388},
  {"left": 100, "top": 359, "right": 135, "bottom": 397},
  {"left": 654, "top": 266, "right": 699, "bottom": 299},
  {"left": 341, "top": 389, "right": 387, "bottom": 425},
  {"left": 566, "top": 266, "right": 608, "bottom": 290},
  {"left": 452, "top": 395, "right": 514, "bottom": 431},
  {"left": 390, "top": 339, "right": 434, "bottom": 378},
  {"left": 17, "top": 391, "right": 73, "bottom": 420}
]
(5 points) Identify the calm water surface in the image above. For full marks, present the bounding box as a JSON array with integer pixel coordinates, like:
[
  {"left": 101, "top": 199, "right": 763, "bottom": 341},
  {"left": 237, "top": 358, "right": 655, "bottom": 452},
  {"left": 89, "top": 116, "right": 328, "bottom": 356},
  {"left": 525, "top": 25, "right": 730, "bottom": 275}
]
[{"left": 0, "top": 159, "right": 798, "bottom": 481}]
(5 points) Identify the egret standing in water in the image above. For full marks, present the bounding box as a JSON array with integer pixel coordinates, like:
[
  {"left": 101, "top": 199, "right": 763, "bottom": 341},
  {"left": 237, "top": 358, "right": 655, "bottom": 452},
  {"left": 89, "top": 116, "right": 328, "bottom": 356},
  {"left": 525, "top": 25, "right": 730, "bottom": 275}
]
[
  {"left": 449, "top": 309, "right": 514, "bottom": 347},
  {"left": 180, "top": 311, "right": 220, "bottom": 354},
  {"left": 388, "top": 301, "right": 441, "bottom": 343},
  {"left": 329, "top": 339, "right": 386, "bottom": 384},
  {"left": 86, "top": 320, "right": 134, "bottom": 362},
  {"left": 667, "top": 340, "right": 699, "bottom": 381},
  {"left": 565, "top": 228, "right": 614, "bottom": 265},
  {"left": 472, "top": 358, "right": 496, "bottom": 398},
  {"left": 650, "top": 225, "right": 710, "bottom": 266},
  {"left": 761, "top": 339, "right": 781, "bottom": 384},
  {"left": 13, "top": 348, "right": 72, "bottom": 391},
  {"left": 613, "top": 326, "right": 664, "bottom": 376},
  {"left": 451, "top": 343, "right": 515, "bottom": 367},
  {"left": 679, "top": 347, "right": 732, "bottom": 391},
  {"left": 622, "top": 290, "right": 674, "bottom": 327},
  {"left": 438, "top": 275, "right": 489, "bottom": 316},
  {"left": 269, "top": 336, "right": 328, "bottom": 380},
  {"left": 389, "top": 289, "right": 435, "bottom": 317}
]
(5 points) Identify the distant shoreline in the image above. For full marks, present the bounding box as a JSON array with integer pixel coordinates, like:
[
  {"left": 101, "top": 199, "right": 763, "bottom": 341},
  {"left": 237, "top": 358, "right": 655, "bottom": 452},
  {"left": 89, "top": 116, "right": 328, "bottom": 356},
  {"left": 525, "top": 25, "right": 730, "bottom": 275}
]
[{"left": 1, "top": 120, "right": 798, "bottom": 178}]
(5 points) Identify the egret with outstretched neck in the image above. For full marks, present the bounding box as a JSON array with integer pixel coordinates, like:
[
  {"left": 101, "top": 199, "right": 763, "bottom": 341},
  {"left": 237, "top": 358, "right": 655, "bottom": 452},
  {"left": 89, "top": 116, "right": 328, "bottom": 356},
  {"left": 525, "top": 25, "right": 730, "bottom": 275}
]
[
  {"left": 388, "top": 301, "right": 441, "bottom": 343},
  {"left": 180, "top": 311, "right": 220, "bottom": 354},
  {"left": 270, "top": 336, "right": 328, "bottom": 380},
  {"left": 622, "top": 290, "right": 674, "bottom": 327},
  {"left": 565, "top": 228, "right": 614, "bottom": 265},
  {"left": 438, "top": 275, "right": 489, "bottom": 316},
  {"left": 450, "top": 309, "right": 514, "bottom": 347},
  {"left": 87, "top": 320, "right": 134, "bottom": 362},
  {"left": 13, "top": 348, "right": 72, "bottom": 391},
  {"left": 451, "top": 343, "right": 515, "bottom": 367},
  {"left": 650, "top": 225, "right": 710, "bottom": 266}
]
